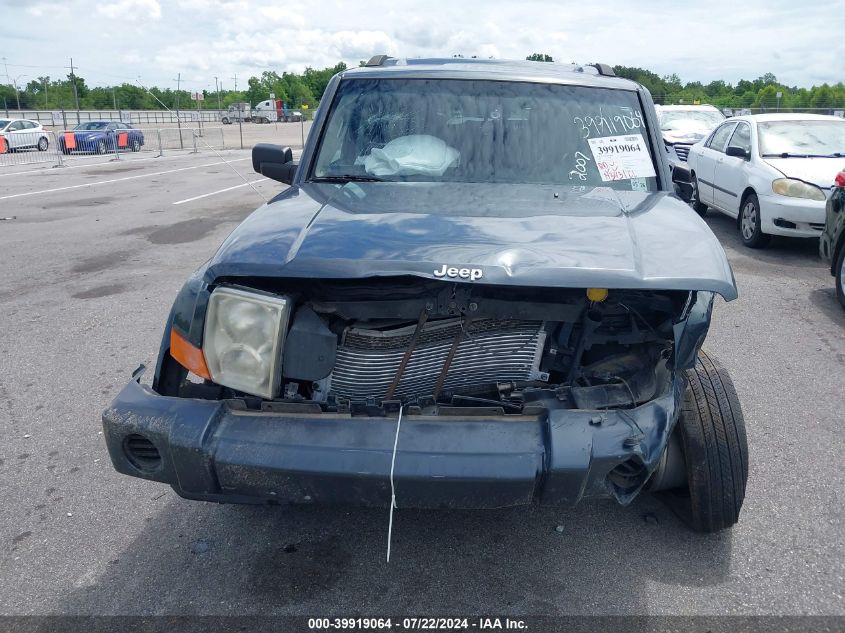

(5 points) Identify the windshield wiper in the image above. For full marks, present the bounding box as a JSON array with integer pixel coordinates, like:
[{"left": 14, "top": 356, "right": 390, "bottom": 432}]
[
  {"left": 309, "top": 174, "right": 386, "bottom": 183},
  {"left": 763, "top": 152, "right": 844, "bottom": 158}
]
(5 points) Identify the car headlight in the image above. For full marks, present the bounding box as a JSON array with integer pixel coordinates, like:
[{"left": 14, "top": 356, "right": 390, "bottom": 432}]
[
  {"left": 203, "top": 286, "right": 290, "bottom": 398},
  {"left": 772, "top": 178, "right": 826, "bottom": 201}
]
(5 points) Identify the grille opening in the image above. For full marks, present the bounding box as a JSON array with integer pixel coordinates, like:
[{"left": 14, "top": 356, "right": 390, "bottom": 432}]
[
  {"left": 124, "top": 434, "right": 162, "bottom": 472},
  {"left": 673, "top": 144, "right": 691, "bottom": 161}
]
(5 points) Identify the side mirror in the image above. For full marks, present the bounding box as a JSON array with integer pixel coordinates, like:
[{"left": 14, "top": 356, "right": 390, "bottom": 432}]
[
  {"left": 252, "top": 143, "right": 297, "bottom": 185},
  {"left": 726, "top": 146, "right": 750, "bottom": 160}
]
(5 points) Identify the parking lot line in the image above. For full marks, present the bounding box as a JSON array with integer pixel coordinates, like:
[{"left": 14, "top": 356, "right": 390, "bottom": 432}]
[
  {"left": 0, "top": 152, "right": 203, "bottom": 178},
  {"left": 172, "top": 179, "right": 267, "bottom": 205},
  {"left": 0, "top": 158, "right": 251, "bottom": 201}
]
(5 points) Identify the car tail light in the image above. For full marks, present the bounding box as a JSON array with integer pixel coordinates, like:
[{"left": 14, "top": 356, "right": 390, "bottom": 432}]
[{"left": 835, "top": 171, "right": 845, "bottom": 188}]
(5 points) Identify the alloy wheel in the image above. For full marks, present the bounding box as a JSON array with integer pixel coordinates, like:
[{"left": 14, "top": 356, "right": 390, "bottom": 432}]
[{"left": 741, "top": 202, "right": 757, "bottom": 241}]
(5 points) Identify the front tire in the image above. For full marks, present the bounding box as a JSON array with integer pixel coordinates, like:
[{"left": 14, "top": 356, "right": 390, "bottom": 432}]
[
  {"left": 37, "top": 137, "right": 49, "bottom": 151},
  {"left": 690, "top": 174, "right": 708, "bottom": 216},
  {"left": 664, "top": 350, "right": 748, "bottom": 532},
  {"left": 739, "top": 193, "right": 770, "bottom": 248},
  {"left": 96, "top": 140, "right": 107, "bottom": 155}
]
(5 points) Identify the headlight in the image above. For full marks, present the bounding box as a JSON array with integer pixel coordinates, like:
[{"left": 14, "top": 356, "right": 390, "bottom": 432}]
[
  {"left": 203, "top": 286, "right": 290, "bottom": 398},
  {"left": 772, "top": 178, "right": 826, "bottom": 201}
]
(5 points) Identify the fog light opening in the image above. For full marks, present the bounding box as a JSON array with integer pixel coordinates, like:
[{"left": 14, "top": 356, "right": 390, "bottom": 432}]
[
  {"left": 123, "top": 433, "right": 162, "bottom": 472},
  {"left": 607, "top": 457, "right": 648, "bottom": 496}
]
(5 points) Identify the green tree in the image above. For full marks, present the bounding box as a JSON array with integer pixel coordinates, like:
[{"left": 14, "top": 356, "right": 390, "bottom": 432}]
[
  {"left": 245, "top": 76, "right": 269, "bottom": 105},
  {"left": 526, "top": 53, "right": 553, "bottom": 62}
]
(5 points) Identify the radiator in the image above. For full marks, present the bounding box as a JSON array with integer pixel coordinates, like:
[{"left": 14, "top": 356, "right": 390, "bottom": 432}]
[{"left": 329, "top": 318, "right": 546, "bottom": 401}]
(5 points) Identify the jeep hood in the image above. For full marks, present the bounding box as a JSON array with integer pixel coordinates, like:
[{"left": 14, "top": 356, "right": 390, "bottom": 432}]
[{"left": 207, "top": 182, "right": 737, "bottom": 300}]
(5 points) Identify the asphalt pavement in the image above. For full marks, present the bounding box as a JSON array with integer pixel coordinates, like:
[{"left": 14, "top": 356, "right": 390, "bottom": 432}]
[{"left": 0, "top": 153, "right": 842, "bottom": 617}]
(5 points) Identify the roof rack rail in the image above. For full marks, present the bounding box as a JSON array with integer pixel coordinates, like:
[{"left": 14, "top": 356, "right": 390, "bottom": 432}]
[
  {"left": 591, "top": 63, "right": 616, "bottom": 77},
  {"left": 365, "top": 55, "right": 393, "bottom": 67}
]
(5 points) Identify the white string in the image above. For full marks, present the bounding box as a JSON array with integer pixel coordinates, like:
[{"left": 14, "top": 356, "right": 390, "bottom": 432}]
[
  {"left": 135, "top": 79, "right": 269, "bottom": 203},
  {"left": 386, "top": 403, "right": 404, "bottom": 563}
]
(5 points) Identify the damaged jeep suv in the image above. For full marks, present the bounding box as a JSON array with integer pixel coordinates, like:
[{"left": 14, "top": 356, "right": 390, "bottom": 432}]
[{"left": 103, "top": 57, "right": 748, "bottom": 532}]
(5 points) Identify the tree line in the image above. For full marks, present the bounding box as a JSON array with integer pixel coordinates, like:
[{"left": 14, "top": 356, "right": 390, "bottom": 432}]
[
  {"left": 0, "top": 62, "right": 347, "bottom": 112},
  {"left": 2, "top": 57, "right": 843, "bottom": 112}
]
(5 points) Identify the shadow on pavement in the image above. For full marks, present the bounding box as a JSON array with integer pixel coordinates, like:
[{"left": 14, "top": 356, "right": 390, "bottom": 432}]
[
  {"left": 704, "top": 213, "right": 824, "bottom": 272},
  {"left": 53, "top": 491, "right": 734, "bottom": 616}
]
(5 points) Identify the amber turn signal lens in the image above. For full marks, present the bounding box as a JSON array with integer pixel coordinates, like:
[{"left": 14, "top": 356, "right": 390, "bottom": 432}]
[
  {"left": 170, "top": 328, "right": 211, "bottom": 380},
  {"left": 586, "top": 288, "right": 609, "bottom": 302}
]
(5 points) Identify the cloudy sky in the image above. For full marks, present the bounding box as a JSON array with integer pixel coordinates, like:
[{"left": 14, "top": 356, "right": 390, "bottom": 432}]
[{"left": 2, "top": 0, "right": 842, "bottom": 92}]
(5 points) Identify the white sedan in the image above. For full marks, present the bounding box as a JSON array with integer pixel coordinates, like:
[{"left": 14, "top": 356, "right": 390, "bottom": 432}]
[
  {"left": 686, "top": 113, "right": 845, "bottom": 248},
  {"left": 0, "top": 118, "right": 50, "bottom": 151}
]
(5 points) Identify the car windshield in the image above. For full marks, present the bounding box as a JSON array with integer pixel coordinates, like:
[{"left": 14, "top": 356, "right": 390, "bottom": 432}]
[
  {"left": 74, "top": 122, "right": 109, "bottom": 130},
  {"left": 0, "top": 119, "right": 9, "bottom": 129},
  {"left": 312, "top": 78, "right": 659, "bottom": 191},
  {"left": 759, "top": 120, "right": 845, "bottom": 156},
  {"left": 659, "top": 110, "right": 724, "bottom": 131}
]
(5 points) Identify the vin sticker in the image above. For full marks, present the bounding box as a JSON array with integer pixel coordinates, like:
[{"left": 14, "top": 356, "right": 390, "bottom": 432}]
[{"left": 587, "top": 134, "right": 656, "bottom": 182}]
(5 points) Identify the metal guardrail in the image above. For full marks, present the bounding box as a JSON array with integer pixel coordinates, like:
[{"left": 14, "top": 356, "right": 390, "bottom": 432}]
[{"left": 0, "top": 126, "right": 226, "bottom": 168}]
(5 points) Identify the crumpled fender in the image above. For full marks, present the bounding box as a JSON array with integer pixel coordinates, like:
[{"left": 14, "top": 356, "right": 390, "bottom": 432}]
[{"left": 672, "top": 291, "right": 715, "bottom": 371}]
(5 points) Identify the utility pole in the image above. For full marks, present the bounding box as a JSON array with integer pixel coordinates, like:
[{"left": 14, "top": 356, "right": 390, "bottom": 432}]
[
  {"left": 232, "top": 74, "right": 237, "bottom": 93},
  {"left": 214, "top": 76, "right": 222, "bottom": 112},
  {"left": 2, "top": 57, "right": 9, "bottom": 86},
  {"left": 112, "top": 87, "right": 117, "bottom": 110},
  {"left": 12, "top": 75, "right": 22, "bottom": 111},
  {"left": 65, "top": 57, "right": 80, "bottom": 118},
  {"left": 43, "top": 78, "right": 48, "bottom": 108},
  {"left": 174, "top": 72, "right": 183, "bottom": 148}
]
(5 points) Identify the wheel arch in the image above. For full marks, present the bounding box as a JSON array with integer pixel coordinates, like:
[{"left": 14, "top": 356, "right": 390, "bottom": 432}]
[{"left": 737, "top": 187, "right": 757, "bottom": 228}]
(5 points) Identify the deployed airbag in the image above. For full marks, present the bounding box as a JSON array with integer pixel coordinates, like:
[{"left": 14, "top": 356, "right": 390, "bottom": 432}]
[{"left": 364, "top": 135, "right": 460, "bottom": 177}]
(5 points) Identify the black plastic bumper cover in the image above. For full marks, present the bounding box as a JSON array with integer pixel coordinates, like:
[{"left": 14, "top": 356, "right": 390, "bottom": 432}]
[{"left": 102, "top": 377, "right": 684, "bottom": 509}]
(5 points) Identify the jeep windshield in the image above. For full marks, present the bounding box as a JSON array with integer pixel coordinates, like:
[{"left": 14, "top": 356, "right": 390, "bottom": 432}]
[{"left": 311, "top": 78, "right": 658, "bottom": 190}]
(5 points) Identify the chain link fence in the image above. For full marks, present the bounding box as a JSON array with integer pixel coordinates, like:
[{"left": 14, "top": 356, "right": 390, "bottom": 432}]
[{"left": 1, "top": 126, "right": 226, "bottom": 168}]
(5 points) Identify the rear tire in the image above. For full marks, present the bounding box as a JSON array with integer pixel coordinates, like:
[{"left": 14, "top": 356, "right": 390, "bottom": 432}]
[
  {"left": 835, "top": 243, "right": 845, "bottom": 309},
  {"left": 739, "top": 193, "right": 770, "bottom": 248},
  {"left": 663, "top": 349, "right": 748, "bottom": 532},
  {"left": 131, "top": 139, "right": 141, "bottom": 152},
  {"left": 690, "top": 174, "right": 708, "bottom": 216}
]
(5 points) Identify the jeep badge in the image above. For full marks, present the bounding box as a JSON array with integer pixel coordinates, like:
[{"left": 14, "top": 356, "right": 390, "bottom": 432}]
[{"left": 433, "top": 264, "right": 483, "bottom": 281}]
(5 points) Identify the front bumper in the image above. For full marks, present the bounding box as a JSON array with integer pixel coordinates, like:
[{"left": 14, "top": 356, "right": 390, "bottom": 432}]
[
  {"left": 102, "top": 373, "right": 683, "bottom": 509},
  {"left": 759, "top": 193, "right": 827, "bottom": 238}
]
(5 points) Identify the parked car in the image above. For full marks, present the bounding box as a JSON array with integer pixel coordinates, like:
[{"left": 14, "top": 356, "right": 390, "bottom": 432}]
[
  {"left": 58, "top": 121, "right": 144, "bottom": 154},
  {"left": 686, "top": 113, "right": 845, "bottom": 247},
  {"left": 0, "top": 118, "right": 50, "bottom": 151},
  {"left": 103, "top": 57, "right": 747, "bottom": 533},
  {"left": 655, "top": 105, "right": 725, "bottom": 201},
  {"left": 820, "top": 170, "right": 845, "bottom": 308}
]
